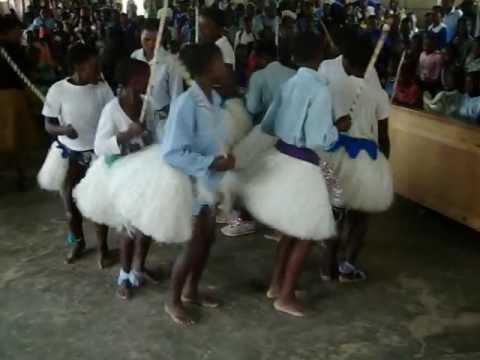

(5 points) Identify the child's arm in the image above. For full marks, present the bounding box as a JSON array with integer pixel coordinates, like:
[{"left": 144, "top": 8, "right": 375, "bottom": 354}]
[
  {"left": 162, "top": 98, "right": 233, "bottom": 176},
  {"left": 245, "top": 72, "right": 264, "bottom": 116},
  {"left": 42, "top": 82, "right": 77, "bottom": 139}
]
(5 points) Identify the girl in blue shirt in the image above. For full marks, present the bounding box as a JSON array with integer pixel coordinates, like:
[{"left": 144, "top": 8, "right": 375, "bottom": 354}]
[{"left": 162, "top": 43, "right": 236, "bottom": 326}]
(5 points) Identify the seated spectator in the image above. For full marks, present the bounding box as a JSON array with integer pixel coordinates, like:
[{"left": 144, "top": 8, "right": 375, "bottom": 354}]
[
  {"left": 418, "top": 34, "right": 444, "bottom": 94},
  {"left": 453, "top": 18, "right": 475, "bottom": 64},
  {"left": 28, "top": 7, "right": 57, "bottom": 34},
  {"left": 441, "top": 0, "right": 463, "bottom": 43},
  {"left": 234, "top": 16, "right": 256, "bottom": 51},
  {"left": 457, "top": 72, "right": 480, "bottom": 123},
  {"left": 393, "top": 60, "right": 422, "bottom": 108},
  {"left": 428, "top": 6, "right": 448, "bottom": 49},
  {"left": 423, "top": 67, "right": 463, "bottom": 117},
  {"left": 441, "top": 44, "right": 461, "bottom": 88},
  {"left": 465, "top": 38, "right": 480, "bottom": 73}
]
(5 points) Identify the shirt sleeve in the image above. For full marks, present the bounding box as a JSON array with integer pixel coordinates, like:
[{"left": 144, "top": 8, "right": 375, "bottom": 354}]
[
  {"left": 245, "top": 72, "right": 264, "bottom": 115},
  {"left": 42, "top": 82, "right": 62, "bottom": 119},
  {"left": 304, "top": 90, "right": 338, "bottom": 151},
  {"left": 375, "top": 88, "right": 391, "bottom": 120},
  {"left": 94, "top": 104, "right": 121, "bottom": 156},
  {"left": 161, "top": 98, "right": 215, "bottom": 177}
]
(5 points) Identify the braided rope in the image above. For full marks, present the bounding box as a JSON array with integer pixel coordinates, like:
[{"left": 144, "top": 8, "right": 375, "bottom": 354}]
[
  {"left": 0, "top": 46, "right": 46, "bottom": 103},
  {"left": 390, "top": 50, "right": 406, "bottom": 103},
  {"left": 348, "top": 23, "right": 391, "bottom": 117}
]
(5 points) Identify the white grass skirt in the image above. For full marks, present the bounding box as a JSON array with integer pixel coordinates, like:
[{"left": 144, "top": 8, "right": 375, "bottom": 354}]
[
  {"left": 73, "top": 156, "right": 125, "bottom": 229},
  {"left": 37, "top": 142, "right": 69, "bottom": 192},
  {"left": 108, "top": 145, "right": 193, "bottom": 244},
  {"left": 232, "top": 124, "right": 276, "bottom": 169},
  {"left": 236, "top": 148, "right": 336, "bottom": 241},
  {"left": 223, "top": 98, "right": 253, "bottom": 150},
  {"left": 326, "top": 149, "right": 394, "bottom": 212}
]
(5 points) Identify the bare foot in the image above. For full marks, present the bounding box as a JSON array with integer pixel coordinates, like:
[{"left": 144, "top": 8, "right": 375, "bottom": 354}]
[
  {"left": 117, "top": 281, "right": 131, "bottom": 301},
  {"left": 164, "top": 301, "right": 195, "bottom": 326},
  {"left": 266, "top": 286, "right": 280, "bottom": 299},
  {"left": 65, "top": 240, "right": 86, "bottom": 264},
  {"left": 181, "top": 291, "right": 220, "bottom": 308},
  {"left": 267, "top": 287, "right": 305, "bottom": 300},
  {"left": 273, "top": 298, "right": 306, "bottom": 317}
]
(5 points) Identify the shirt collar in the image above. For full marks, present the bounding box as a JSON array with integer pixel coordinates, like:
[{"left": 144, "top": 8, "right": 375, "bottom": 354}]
[
  {"left": 297, "top": 67, "right": 329, "bottom": 85},
  {"left": 190, "top": 81, "right": 222, "bottom": 109}
]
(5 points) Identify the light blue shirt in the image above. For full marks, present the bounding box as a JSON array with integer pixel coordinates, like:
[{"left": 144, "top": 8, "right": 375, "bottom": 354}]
[
  {"left": 246, "top": 61, "right": 296, "bottom": 122},
  {"left": 458, "top": 95, "right": 480, "bottom": 124},
  {"left": 261, "top": 67, "right": 338, "bottom": 151},
  {"left": 443, "top": 8, "right": 463, "bottom": 43},
  {"left": 161, "top": 81, "right": 227, "bottom": 210}
]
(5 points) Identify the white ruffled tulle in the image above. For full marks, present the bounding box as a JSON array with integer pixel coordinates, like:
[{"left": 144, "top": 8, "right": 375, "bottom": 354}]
[
  {"left": 234, "top": 148, "right": 337, "bottom": 241},
  {"left": 37, "top": 142, "right": 69, "bottom": 192},
  {"left": 74, "top": 145, "right": 194, "bottom": 243},
  {"left": 325, "top": 149, "right": 394, "bottom": 212}
]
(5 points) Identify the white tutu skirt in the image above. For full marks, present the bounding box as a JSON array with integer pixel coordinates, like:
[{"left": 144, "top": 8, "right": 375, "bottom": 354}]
[
  {"left": 74, "top": 145, "right": 194, "bottom": 243},
  {"left": 222, "top": 98, "right": 253, "bottom": 150},
  {"left": 37, "top": 142, "right": 69, "bottom": 192},
  {"left": 232, "top": 124, "right": 276, "bottom": 169},
  {"left": 235, "top": 148, "right": 337, "bottom": 241},
  {"left": 326, "top": 149, "right": 394, "bottom": 212}
]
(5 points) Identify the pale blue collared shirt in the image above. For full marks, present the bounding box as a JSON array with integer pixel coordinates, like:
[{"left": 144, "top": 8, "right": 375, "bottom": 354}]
[
  {"left": 161, "top": 81, "right": 227, "bottom": 205},
  {"left": 261, "top": 67, "right": 338, "bottom": 151},
  {"left": 246, "top": 61, "right": 296, "bottom": 122}
]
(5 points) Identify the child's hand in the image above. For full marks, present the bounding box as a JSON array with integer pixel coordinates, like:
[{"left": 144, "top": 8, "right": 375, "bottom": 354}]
[
  {"left": 210, "top": 154, "right": 236, "bottom": 171},
  {"left": 127, "top": 122, "right": 144, "bottom": 138},
  {"left": 335, "top": 115, "right": 352, "bottom": 132},
  {"left": 65, "top": 124, "right": 78, "bottom": 139}
]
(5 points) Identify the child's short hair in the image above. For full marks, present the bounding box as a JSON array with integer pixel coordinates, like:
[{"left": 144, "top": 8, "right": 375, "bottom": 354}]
[
  {"left": 142, "top": 18, "right": 159, "bottom": 32},
  {"left": 201, "top": 7, "right": 225, "bottom": 29},
  {"left": 67, "top": 43, "right": 97, "bottom": 70},
  {"left": 115, "top": 58, "right": 150, "bottom": 86},
  {"left": 256, "top": 41, "right": 277, "bottom": 59},
  {"left": 342, "top": 29, "right": 373, "bottom": 72},
  {"left": 180, "top": 43, "right": 223, "bottom": 78},
  {"left": 293, "top": 32, "right": 323, "bottom": 63}
]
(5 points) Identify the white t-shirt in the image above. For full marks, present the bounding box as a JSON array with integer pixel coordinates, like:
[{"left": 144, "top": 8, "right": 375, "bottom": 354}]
[
  {"left": 234, "top": 30, "right": 256, "bottom": 50},
  {"left": 94, "top": 97, "right": 145, "bottom": 156},
  {"left": 42, "top": 79, "right": 114, "bottom": 151},
  {"left": 319, "top": 55, "right": 390, "bottom": 141},
  {"left": 215, "top": 36, "right": 236, "bottom": 69},
  {"left": 130, "top": 47, "right": 184, "bottom": 111}
]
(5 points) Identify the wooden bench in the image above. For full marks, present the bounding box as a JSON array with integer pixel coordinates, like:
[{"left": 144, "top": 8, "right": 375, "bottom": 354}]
[{"left": 389, "top": 105, "right": 480, "bottom": 231}]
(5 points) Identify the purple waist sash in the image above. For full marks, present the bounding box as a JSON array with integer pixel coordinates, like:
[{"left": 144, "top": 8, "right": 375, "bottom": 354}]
[{"left": 275, "top": 139, "right": 319, "bottom": 166}]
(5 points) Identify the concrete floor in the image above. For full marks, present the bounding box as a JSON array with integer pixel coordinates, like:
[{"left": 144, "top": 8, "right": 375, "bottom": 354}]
[{"left": 1, "top": 180, "right": 480, "bottom": 360}]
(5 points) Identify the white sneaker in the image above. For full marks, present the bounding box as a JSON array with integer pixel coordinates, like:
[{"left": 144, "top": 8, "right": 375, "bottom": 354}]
[
  {"left": 216, "top": 210, "right": 238, "bottom": 224},
  {"left": 221, "top": 219, "right": 257, "bottom": 237}
]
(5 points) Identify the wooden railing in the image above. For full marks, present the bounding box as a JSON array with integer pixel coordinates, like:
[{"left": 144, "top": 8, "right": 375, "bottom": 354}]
[{"left": 389, "top": 105, "right": 480, "bottom": 231}]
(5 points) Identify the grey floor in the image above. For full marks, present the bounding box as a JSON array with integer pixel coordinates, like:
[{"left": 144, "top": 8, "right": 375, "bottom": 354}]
[{"left": 1, "top": 182, "right": 480, "bottom": 360}]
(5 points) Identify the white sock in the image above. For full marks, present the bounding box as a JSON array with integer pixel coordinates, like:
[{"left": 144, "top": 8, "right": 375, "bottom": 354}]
[{"left": 117, "top": 269, "right": 130, "bottom": 286}]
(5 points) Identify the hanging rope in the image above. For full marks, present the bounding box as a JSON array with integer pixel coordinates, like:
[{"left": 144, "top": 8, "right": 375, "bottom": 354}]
[
  {"left": 348, "top": 21, "right": 391, "bottom": 117},
  {"left": 0, "top": 46, "right": 46, "bottom": 103},
  {"left": 390, "top": 50, "right": 406, "bottom": 103},
  {"left": 139, "top": 0, "right": 169, "bottom": 124},
  {"left": 319, "top": 19, "right": 338, "bottom": 54}
]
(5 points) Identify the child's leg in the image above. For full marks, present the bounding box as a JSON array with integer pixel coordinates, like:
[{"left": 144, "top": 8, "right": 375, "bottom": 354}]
[
  {"left": 95, "top": 224, "right": 109, "bottom": 269},
  {"left": 63, "top": 159, "right": 86, "bottom": 263},
  {"left": 182, "top": 207, "right": 218, "bottom": 307},
  {"left": 274, "top": 238, "right": 313, "bottom": 317},
  {"left": 319, "top": 237, "right": 340, "bottom": 281},
  {"left": 165, "top": 207, "right": 211, "bottom": 326},
  {"left": 338, "top": 210, "right": 368, "bottom": 282},
  {"left": 132, "top": 234, "right": 160, "bottom": 284},
  {"left": 267, "top": 236, "right": 294, "bottom": 299},
  {"left": 117, "top": 233, "right": 134, "bottom": 300}
]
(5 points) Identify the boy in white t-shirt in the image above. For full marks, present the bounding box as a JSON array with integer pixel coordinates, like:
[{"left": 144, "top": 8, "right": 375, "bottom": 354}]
[{"left": 42, "top": 43, "right": 114, "bottom": 266}]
